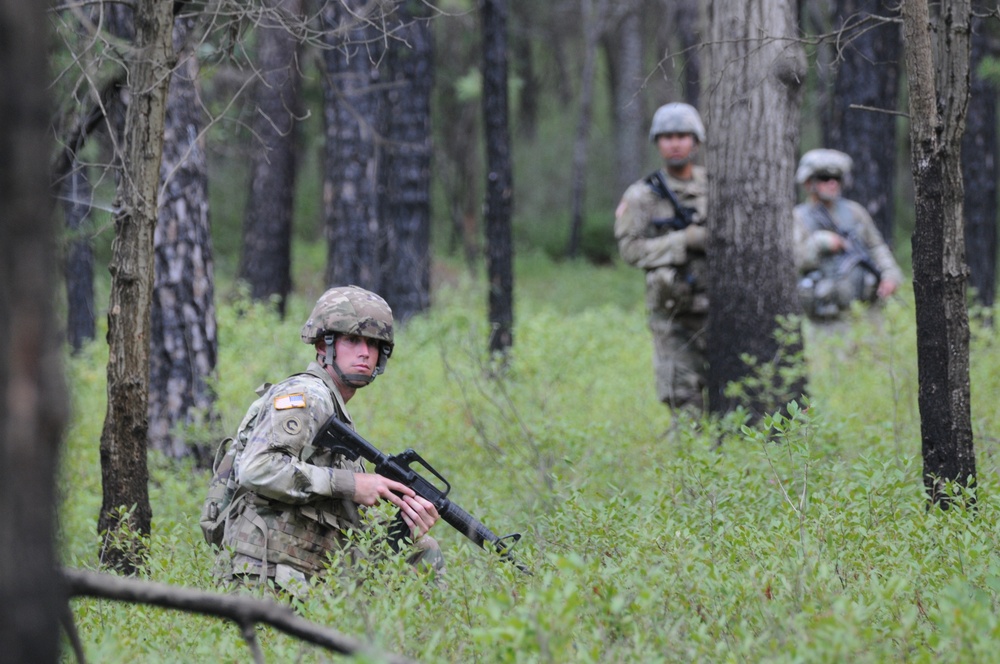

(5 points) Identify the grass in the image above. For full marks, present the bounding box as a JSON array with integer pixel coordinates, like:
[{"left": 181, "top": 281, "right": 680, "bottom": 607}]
[{"left": 59, "top": 254, "right": 1000, "bottom": 662}]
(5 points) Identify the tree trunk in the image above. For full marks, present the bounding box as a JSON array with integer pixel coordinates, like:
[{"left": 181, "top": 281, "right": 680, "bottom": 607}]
[
  {"left": 149, "top": 14, "right": 218, "bottom": 462},
  {"left": 98, "top": 0, "right": 174, "bottom": 574},
  {"left": 481, "top": 0, "right": 515, "bottom": 353},
  {"left": 0, "top": 1, "right": 68, "bottom": 659},
  {"left": 433, "top": 11, "right": 481, "bottom": 270},
  {"left": 567, "top": 0, "right": 607, "bottom": 259},
  {"left": 704, "top": 0, "right": 806, "bottom": 418},
  {"left": 603, "top": 2, "right": 645, "bottom": 199},
  {"left": 239, "top": 0, "right": 303, "bottom": 315},
  {"left": 962, "top": 10, "right": 997, "bottom": 311},
  {"left": 825, "top": 0, "right": 901, "bottom": 247},
  {"left": 511, "top": 0, "right": 539, "bottom": 140},
  {"left": 380, "top": 1, "right": 434, "bottom": 323},
  {"left": 901, "top": 0, "right": 976, "bottom": 505},
  {"left": 321, "top": 0, "right": 385, "bottom": 291},
  {"left": 673, "top": 0, "right": 702, "bottom": 107},
  {"left": 62, "top": 164, "right": 96, "bottom": 353}
]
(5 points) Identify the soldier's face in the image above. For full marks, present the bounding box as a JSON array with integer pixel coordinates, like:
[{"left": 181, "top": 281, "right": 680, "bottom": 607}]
[
  {"left": 656, "top": 132, "right": 697, "bottom": 167},
  {"left": 810, "top": 174, "right": 842, "bottom": 202},
  {"left": 334, "top": 334, "right": 379, "bottom": 377}
]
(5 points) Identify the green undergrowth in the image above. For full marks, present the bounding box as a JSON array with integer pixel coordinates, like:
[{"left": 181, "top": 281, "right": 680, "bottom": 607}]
[{"left": 59, "top": 260, "right": 1000, "bottom": 662}]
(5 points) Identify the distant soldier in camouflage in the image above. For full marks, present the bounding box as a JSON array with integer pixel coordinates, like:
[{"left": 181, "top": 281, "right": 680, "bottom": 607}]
[
  {"left": 614, "top": 102, "right": 709, "bottom": 413},
  {"left": 215, "top": 285, "right": 442, "bottom": 593},
  {"left": 793, "top": 149, "right": 903, "bottom": 320}
]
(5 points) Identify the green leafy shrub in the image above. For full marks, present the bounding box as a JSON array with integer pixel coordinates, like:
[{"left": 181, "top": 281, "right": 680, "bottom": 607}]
[{"left": 60, "top": 263, "right": 1000, "bottom": 662}]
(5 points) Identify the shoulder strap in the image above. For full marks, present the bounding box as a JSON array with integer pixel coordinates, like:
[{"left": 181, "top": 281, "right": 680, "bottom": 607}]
[{"left": 644, "top": 170, "right": 694, "bottom": 228}]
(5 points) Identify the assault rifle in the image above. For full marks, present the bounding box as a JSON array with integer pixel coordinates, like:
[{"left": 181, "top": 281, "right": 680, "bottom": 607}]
[
  {"left": 313, "top": 414, "right": 529, "bottom": 574},
  {"left": 646, "top": 170, "right": 697, "bottom": 231},
  {"left": 814, "top": 204, "right": 882, "bottom": 289}
]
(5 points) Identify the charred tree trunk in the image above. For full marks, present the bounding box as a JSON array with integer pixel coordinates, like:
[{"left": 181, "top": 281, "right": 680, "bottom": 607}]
[
  {"left": 61, "top": 165, "right": 96, "bottom": 352},
  {"left": 704, "top": 0, "right": 806, "bottom": 418},
  {"left": 825, "top": 0, "right": 901, "bottom": 247},
  {"left": 320, "top": 0, "right": 385, "bottom": 291},
  {"left": 239, "top": 0, "right": 303, "bottom": 315},
  {"left": 98, "top": 0, "right": 174, "bottom": 574},
  {"left": 0, "top": 1, "right": 68, "bottom": 658},
  {"left": 149, "top": 14, "right": 218, "bottom": 462},
  {"left": 902, "top": 0, "right": 976, "bottom": 506},
  {"left": 567, "top": 0, "right": 607, "bottom": 259},
  {"left": 481, "top": 0, "right": 515, "bottom": 353},
  {"left": 380, "top": 2, "right": 433, "bottom": 323},
  {"left": 962, "top": 10, "right": 997, "bottom": 311}
]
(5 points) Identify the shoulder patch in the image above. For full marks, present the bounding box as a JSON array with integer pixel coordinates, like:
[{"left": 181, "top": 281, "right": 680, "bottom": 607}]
[{"left": 274, "top": 393, "right": 306, "bottom": 410}]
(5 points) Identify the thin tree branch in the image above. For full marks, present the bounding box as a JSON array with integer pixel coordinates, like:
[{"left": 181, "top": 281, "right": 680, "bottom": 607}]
[{"left": 61, "top": 567, "right": 418, "bottom": 664}]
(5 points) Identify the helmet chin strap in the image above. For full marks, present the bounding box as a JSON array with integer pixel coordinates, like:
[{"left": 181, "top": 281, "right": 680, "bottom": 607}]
[{"left": 323, "top": 333, "right": 376, "bottom": 388}]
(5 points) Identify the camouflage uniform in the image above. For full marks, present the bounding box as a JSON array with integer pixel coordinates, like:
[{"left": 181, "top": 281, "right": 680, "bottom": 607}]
[
  {"left": 615, "top": 166, "right": 709, "bottom": 410},
  {"left": 792, "top": 150, "right": 903, "bottom": 320},
  {"left": 215, "top": 286, "right": 442, "bottom": 591}
]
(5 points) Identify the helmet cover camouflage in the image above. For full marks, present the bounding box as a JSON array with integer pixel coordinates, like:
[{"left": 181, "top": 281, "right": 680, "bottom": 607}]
[
  {"left": 796, "top": 148, "right": 853, "bottom": 184},
  {"left": 300, "top": 285, "right": 394, "bottom": 347},
  {"left": 649, "top": 103, "right": 706, "bottom": 143}
]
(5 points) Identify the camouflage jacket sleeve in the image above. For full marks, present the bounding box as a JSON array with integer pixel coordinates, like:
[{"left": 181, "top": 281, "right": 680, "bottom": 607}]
[
  {"left": 235, "top": 371, "right": 357, "bottom": 505},
  {"left": 614, "top": 181, "right": 691, "bottom": 270},
  {"left": 792, "top": 205, "right": 832, "bottom": 272},
  {"left": 844, "top": 200, "right": 904, "bottom": 284}
]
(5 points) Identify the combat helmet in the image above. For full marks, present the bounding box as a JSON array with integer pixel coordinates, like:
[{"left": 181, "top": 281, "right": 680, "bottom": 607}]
[
  {"left": 795, "top": 148, "right": 853, "bottom": 185},
  {"left": 649, "top": 102, "right": 706, "bottom": 144},
  {"left": 301, "top": 285, "right": 394, "bottom": 387}
]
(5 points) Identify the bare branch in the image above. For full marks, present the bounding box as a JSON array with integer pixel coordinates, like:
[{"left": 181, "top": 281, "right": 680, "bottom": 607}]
[{"left": 62, "top": 567, "right": 418, "bottom": 664}]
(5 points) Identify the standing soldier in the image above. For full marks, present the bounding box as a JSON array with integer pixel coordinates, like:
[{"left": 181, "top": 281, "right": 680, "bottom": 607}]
[
  {"left": 214, "top": 285, "right": 442, "bottom": 594},
  {"left": 793, "top": 149, "right": 903, "bottom": 320},
  {"left": 614, "top": 102, "right": 709, "bottom": 414}
]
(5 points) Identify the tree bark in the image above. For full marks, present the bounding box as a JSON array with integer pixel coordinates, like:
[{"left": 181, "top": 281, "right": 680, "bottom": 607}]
[
  {"left": 962, "top": 9, "right": 997, "bottom": 310},
  {"left": 149, "top": 14, "right": 218, "bottom": 462},
  {"left": 825, "top": 0, "right": 901, "bottom": 247},
  {"left": 321, "top": 0, "right": 385, "bottom": 291},
  {"left": 704, "top": 0, "right": 806, "bottom": 418},
  {"left": 99, "top": 0, "right": 175, "bottom": 573},
  {"left": 481, "top": 0, "right": 515, "bottom": 353},
  {"left": 380, "top": 1, "right": 434, "bottom": 323},
  {"left": 61, "top": 164, "right": 97, "bottom": 353},
  {"left": 901, "top": 0, "right": 976, "bottom": 505},
  {"left": 567, "top": 0, "right": 608, "bottom": 259},
  {"left": 0, "top": 1, "right": 67, "bottom": 659},
  {"left": 239, "top": 0, "right": 303, "bottom": 315},
  {"left": 603, "top": 2, "right": 645, "bottom": 199}
]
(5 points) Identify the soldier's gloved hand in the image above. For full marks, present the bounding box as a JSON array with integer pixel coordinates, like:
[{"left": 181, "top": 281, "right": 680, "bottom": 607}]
[{"left": 684, "top": 224, "right": 707, "bottom": 251}]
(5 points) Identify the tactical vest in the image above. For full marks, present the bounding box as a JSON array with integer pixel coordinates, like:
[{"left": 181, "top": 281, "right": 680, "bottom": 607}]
[
  {"left": 223, "top": 369, "right": 364, "bottom": 577},
  {"left": 797, "top": 201, "right": 878, "bottom": 319}
]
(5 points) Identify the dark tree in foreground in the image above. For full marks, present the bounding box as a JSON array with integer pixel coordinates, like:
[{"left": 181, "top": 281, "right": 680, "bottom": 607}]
[
  {"left": 825, "top": 0, "right": 901, "bottom": 248},
  {"left": 0, "top": 0, "right": 68, "bottom": 658},
  {"left": 902, "top": 0, "right": 976, "bottom": 505},
  {"left": 704, "top": 0, "right": 806, "bottom": 418},
  {"left": 962, "top": 10, "right": 998, "bottom": 310},
  {"left": 481, "top": 0, "right": 515, "bottom": 353},
  {"left": 239, "top": 0, "right": 303, "bottom": 315},
  {"left": 149, "top": 13, "right": 218, "bottom": 461}
]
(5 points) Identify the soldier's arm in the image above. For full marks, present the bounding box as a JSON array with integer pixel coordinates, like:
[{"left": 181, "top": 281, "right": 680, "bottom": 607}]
[
  {"left": 614, "top": 191, "right": 690, "bottom": 269},
  {"left": 236, "top": 404, "right": 356, "bottom": 505}
]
